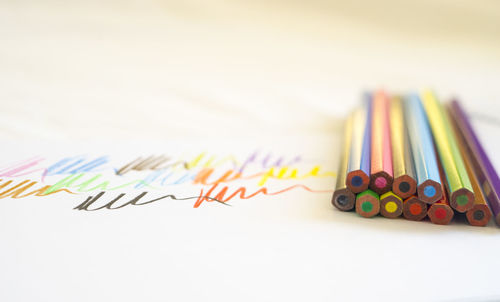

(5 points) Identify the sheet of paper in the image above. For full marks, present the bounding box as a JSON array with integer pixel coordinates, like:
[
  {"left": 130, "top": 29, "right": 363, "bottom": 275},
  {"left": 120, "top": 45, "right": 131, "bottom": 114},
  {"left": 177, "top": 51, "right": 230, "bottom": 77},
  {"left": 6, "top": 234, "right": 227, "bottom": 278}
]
[
  {"left": 1, "top": 134, "right": 500, "bottom": 302},
  {"left": 2, "top": 1, "right": 500, "bottom": 301}
]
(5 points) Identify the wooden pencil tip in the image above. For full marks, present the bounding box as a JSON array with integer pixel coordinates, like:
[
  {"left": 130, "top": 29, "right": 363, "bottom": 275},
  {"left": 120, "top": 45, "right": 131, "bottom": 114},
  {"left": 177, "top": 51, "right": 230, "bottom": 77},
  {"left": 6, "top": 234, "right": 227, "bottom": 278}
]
[
  {"left": 380, "top": 192, "right": 403, "bottom": 218},
  {"left": 369, "top": 171, "right": 393, "bottom": 195},
  {"left": 346, "top": 170, "right": 370, "bottom": 193},
  {"left": 332, "top": 188, "right": 356, "bottom": 211},
  {"left": 428, "top": 203, "right": 454, "bottom": 225},
  {"left": 393, "top": 175, "right": 417, "bottom": 199},
  {"left": 450, "top": 188, "right": 475, "bottom": 213},
  {"left": 417, "top": 179, "right": 442, "bottom": 204},
  {"left": 356, "top": 190, "right": 380, "bottom": 218},
  {"left": 402, "top": 196, "right": 427, "bottom": 221},
  {"left": 466, "top": 204, "right": 492, "bottom": 227}
]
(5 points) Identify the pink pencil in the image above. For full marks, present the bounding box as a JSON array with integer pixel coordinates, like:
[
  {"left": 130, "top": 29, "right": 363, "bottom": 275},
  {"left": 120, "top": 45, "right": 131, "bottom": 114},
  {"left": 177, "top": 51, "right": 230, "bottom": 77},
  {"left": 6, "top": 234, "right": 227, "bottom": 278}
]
[{"left": 370, "top": 91, "right": 393, "bottom": 194}]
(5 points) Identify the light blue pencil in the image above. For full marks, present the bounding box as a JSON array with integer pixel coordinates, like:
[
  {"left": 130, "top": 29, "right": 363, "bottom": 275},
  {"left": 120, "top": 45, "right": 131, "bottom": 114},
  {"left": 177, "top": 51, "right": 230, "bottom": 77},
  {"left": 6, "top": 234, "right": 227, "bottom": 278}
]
[{"left": 404, "top": 94, "right": 443, "bottom": 203}]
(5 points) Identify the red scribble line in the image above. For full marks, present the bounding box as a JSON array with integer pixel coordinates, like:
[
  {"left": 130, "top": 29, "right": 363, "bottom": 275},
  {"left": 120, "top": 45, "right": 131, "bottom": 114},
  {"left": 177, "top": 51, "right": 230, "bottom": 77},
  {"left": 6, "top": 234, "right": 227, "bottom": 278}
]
[{"left": 194, "top": 183, "right": 333, "bottom": 208}]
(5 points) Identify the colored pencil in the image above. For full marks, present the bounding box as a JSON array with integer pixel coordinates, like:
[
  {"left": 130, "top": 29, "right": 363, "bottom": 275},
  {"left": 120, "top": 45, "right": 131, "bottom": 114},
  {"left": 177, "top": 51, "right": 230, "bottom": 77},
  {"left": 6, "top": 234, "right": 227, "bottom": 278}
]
[
  {"left": 404, "top": 94, "right": 443, "bottom": 203},
  {"left": 346, "top": 95, "right": 372, "bottom": 193},
  {"left": 380, "top": 191, "right": 403, "bottom": 218},
  {"left": 454, "top": 124, "right": 492, "bottom": 226},
  {"left": 390, "top": 96, "right": 417, "bottom": 199},
  {"left": 402, "top": 196, "right": 427, "bottom": 221},
  {"left": 427, "top": 157, "right": 454, "bottom": 225},
  {"left": 356, "top": 189, "right": 380, "bottom": 218},
  {"left": 448, "top": 101, "right": 494, "bottom": 226},
  {"left": 332, "top": 114, "right": 356, "bottom": 211},
  {"left": 370, "top": 91, "right": 393, "bottom": 194},
  {"left": 421, "top": 91, "right": 474, "bottom": 212}
]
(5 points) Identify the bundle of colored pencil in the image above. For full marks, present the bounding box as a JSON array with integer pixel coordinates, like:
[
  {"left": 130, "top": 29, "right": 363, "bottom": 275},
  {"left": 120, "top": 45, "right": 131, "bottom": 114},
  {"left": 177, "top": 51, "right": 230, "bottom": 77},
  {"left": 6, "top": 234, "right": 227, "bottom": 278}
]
[{"left": 331, "top": 90, "right": 500, "bottom": 227}]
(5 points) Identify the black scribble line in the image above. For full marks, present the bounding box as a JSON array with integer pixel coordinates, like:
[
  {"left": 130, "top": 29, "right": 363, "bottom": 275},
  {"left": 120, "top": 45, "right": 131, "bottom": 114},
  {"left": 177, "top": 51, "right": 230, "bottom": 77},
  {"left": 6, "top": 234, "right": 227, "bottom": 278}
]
[
  {"left": 116, "top": 155, "right": 188, "bottom": 175},
  {"left": 137, "top": 193, "right": 229, "bottom": 207},
  {"left": 470, "top": 112, "right": 500, "bottom": 128},
  {"left": 74, "top": 191, "right": 230, "bottom": 211}
]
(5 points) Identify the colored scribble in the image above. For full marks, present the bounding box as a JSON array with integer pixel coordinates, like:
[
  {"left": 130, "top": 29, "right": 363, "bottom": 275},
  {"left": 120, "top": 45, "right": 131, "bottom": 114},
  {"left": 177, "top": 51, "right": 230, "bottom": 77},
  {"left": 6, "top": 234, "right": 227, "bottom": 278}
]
[
  {"left": 1, "top": 149, "right": 336, "bottom": 210},
  {"left": 194, "top": 183, "right": 333, "bottom": 208},
  {"left": 0, "top": 178, "right": 74, "bottom": 199}
]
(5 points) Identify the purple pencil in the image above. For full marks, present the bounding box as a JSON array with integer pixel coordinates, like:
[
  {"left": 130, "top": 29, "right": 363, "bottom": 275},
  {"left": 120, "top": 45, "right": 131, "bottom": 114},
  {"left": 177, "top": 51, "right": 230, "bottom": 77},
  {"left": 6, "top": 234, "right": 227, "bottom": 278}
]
[{"left": 448, "top": 100, "right": 500, "bottom": 225}]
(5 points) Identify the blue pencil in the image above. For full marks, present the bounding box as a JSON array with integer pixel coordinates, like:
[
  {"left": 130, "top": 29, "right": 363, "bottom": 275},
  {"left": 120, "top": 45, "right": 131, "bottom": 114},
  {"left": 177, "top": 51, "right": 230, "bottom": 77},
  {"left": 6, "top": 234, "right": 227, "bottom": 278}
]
[
  {"left": 346, "top": 93, "right": 372, "bottom": 193},
  {"left": 404, "top": 94, "right": 443, "bottom": 203}
]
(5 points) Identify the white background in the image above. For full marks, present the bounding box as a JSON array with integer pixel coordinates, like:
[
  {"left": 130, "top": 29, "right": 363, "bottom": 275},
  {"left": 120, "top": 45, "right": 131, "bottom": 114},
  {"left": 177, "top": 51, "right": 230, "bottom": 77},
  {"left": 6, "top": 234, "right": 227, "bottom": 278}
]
[{"left": 1, "top": 1, "right": 500, "bottom": 301}]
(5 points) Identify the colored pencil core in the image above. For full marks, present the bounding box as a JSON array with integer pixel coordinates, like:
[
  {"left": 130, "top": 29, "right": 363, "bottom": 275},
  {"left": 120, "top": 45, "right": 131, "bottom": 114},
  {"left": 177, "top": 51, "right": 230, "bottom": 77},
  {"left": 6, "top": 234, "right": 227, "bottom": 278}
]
[
  {"left": 336, "top": 195, "right": 348, "bottom": 206},
  {"left": 352, "top": 176, "right": 363, "bottom": 187},
  {"left": 435, "top": 208, "right": 446, "bottom": 219},
  {"left": 375, "top": 177, "right": 387, "bottom": 188},
  {"left": 424, "top": 186, "right": 436, "bottom": 198},
  {"left": 385, "top": 202, "right": 397, "bottom": 213},
  {"left": 403, "top": 196, "right": 427, "bottom": 221},
  {"left": 409, "top": 203, "right": 422, "bottom": 215},
  {"left": 361, "top": 202, "right": 373, "bottom": 212},
  {"left": 473, "top": 210, "right": 484, "bottom": 221},
  {"left": 457, "top": 195, "right": 468, "bottom": 206},
  {"left": 399, "top": 182, "right": 410, "bottom": 193}
]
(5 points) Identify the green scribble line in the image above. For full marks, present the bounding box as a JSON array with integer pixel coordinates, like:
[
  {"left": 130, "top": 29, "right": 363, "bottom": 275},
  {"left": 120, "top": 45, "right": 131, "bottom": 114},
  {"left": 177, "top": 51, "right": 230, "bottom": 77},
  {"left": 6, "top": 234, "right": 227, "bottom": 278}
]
[{"left": 42, "top": 173, "right": 160, "bottom": 195}]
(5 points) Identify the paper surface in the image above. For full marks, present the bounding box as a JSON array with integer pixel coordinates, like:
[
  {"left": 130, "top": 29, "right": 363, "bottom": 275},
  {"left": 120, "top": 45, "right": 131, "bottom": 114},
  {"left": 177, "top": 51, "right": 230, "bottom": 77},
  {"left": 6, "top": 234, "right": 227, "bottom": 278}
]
[
  {"left": 2, "top": 1, "right": 500, "bottom": 301},
  {"left": 2, "top": 134, "right": 500, "bottom": 302}
]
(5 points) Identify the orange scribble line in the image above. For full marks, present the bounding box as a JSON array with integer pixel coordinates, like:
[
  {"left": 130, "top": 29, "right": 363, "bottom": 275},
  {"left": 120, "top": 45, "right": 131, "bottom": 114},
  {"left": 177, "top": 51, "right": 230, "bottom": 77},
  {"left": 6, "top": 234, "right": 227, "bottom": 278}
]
[
  {"left": 194, "top": 183, "right": 333, "bottom": 208},
  {"left": 0, "top": 178, "right": 76, "bottom": 199}
]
